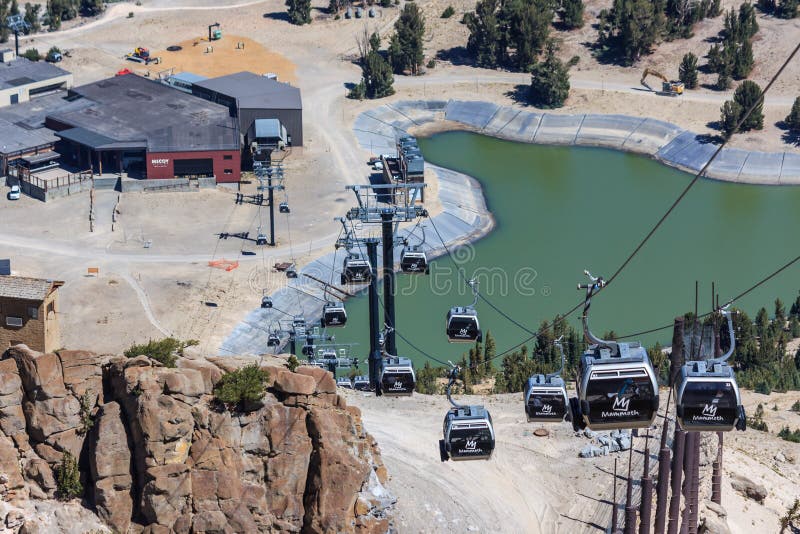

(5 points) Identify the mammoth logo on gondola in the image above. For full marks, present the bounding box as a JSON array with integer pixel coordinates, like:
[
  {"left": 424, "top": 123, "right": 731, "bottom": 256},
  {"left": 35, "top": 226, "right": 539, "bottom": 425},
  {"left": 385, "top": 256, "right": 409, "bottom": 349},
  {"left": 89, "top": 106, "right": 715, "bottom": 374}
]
[
  {"left": 691, "top": 403, "right": 725, "bottom": 422},
  {"left": 390, "top": 381, "right": 405, "bottom": 391},
  {"left": 540, "top": 404, "right": 553, "bottom": 414},
  {"left": 612, "top": 396, "right": 631, "bottom": 412},
  {"left": 465, "top": 439, "right": 477, "bottom": 450},
  {"left": 702, "top": 404, "right": 718, "bottom": 417}
]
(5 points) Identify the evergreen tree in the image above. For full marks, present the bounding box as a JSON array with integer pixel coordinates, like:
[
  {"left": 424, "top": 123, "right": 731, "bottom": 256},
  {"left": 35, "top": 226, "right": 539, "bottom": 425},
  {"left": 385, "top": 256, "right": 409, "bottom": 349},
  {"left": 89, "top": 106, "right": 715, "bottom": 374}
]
[
  {"left": 286, "top": 0, "right": 311, "bottom": 25},
  {"left": 560, "top": 0, "right": 584, "bottom": 29},
  {"left": 678, "top": 52, "right": 698, "bottom": 88},
  {"left": 720, "top": 100, "right": 743, "bottom": 136},
  {"left": 10, "top": 0, "right": 18, "bottom": 15},
  {"left": 389, "top": 3, "right": 425, "bottom": 74},
  {"left": 757, "top": 0, "right": 776, "bottom": 12},
  {"left": 785, "top": 97, "right": 800, "bottom": 131},
  {"left": 351, "top": 31, "right": 395, "bottom": 99},
  {"left": 732, "top": 38, "right": 754, "bottom": 79},
  {"left": 502, "top": 0, "right": 553, "bottom": 71},
  {"left": 465, "top": 0, "right": 502, "bottom": 68},
  {"left": 738, "top": 1, "right": 759, "bottom": 38},
  {"left": 79, "top": 0, "right": 103, "bottom": 16},
  {"left": 529, "top": 41, "right": 572, "bottom": 108},
  {"left": 597, "top": 0, "right": 663, "bottom": 65},
  {"left": 778, "top": 0, "right": 798, "bottom": 17},
  {"left": 24, "top": 3, "right": 41, "bottom": 32},
  {"left": 733, "top": 79, "right": 764, "bottom": 130}
]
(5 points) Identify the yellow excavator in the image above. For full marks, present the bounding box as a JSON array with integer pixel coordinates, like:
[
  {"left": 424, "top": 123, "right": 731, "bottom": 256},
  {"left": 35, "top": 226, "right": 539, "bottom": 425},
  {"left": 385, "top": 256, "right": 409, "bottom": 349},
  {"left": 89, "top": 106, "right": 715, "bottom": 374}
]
[{"left": 640, "top": 68, "right": 684, "bottom": 96}]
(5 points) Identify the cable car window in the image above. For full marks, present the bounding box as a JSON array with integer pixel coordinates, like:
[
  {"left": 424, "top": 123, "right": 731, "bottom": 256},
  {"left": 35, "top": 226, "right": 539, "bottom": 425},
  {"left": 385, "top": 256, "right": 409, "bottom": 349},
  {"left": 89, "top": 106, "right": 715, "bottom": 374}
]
[
  {"left": 448, "top": 316, "right": 479, "bottom": 339},
  {"left": 527, "top": 392, "right": 567, "bottom": 419},
  {"left": 449, "top": 426, "right": 493, "bottom": 457},
  {"left": 585, "top": 375, "right": 655, "bottom": 424},
  {"left": 681, "top": 381, "right": 737, "bottom": 427}
]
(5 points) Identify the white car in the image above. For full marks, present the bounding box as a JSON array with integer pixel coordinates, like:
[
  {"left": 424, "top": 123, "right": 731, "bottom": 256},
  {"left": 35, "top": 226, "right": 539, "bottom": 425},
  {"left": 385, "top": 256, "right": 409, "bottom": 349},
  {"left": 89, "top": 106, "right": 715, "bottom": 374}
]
[{"left": 7, "top": 185, "right": 20, "bottom": 200}]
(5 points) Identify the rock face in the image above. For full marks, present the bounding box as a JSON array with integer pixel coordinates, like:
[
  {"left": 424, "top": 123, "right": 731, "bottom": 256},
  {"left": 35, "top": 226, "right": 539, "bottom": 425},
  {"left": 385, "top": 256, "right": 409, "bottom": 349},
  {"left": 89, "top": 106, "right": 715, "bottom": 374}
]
[
  {"left": 729, "top": 473, "right": 767, "bottom": 504},
  {"left": 0, "top": 345, "right": 394, "bottom": 533}
]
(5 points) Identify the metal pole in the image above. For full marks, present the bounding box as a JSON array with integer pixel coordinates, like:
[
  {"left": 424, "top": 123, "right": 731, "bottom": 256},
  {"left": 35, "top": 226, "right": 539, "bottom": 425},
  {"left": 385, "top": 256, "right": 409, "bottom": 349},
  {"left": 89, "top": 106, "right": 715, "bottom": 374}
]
[
  {"left": 366, "top": 241, "right": 382, "bottom": 395},
  {"left": 612, "top": 458, "right": 619, "bottom": 534},
  {"left": 667, "top": 428, "right": 685, "bottom": 534},
  {"left": 654, "top": 413, "right": 671, "bottom": 534},
  {"left": 381, "top": 209, "right": 396, "bottom": 354},
  {"left": 712, "top": 433, "right": 723, "bottom": 505},
  {"left": 268, "top": 175, "right": 276, "bottom": 246},
  {"left": 640, "top": 434, "right": 653, "bottom": 534},
  {"left": 625, "top": 432, "right": 637, "bottom": 534},
  {"left": 289, "top": 334, "right": 296, "bottom": 357},
  {"left": 679, "top": 432, "right": 696, "bottom": 534},
  {"left": 689, "top": 435, "right": 700, "bottom": 534}
]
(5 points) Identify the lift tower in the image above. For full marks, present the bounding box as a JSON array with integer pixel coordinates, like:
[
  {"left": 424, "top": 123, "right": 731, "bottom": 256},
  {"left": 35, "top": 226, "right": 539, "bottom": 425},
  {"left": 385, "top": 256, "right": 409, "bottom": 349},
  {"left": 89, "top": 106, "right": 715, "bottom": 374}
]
[{"left": 342, "top": 183, "right": 427, "bottom": 392}]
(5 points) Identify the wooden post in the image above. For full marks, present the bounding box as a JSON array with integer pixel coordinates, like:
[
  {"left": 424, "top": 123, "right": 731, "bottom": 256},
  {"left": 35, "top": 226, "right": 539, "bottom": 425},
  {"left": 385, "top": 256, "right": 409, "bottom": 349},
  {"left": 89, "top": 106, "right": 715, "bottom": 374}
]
[{"left": 653, "top": 413, "right": 671, "bottom": 534}]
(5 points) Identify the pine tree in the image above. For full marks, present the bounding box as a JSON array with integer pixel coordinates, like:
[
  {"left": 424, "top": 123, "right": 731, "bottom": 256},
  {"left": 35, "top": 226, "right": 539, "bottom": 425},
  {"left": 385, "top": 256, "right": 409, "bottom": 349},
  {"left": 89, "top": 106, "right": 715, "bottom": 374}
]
[
  {"left": 560, "top": 0, "right": 584, "bottom": 29},
  {"left": 465, "top": 0, "right": 503, "bottom": 68},
  {"left": 529, "top": 42, "right": 572, "bottom": 108},
  {"left": 778, "top": 0, "right": 798, "bottom": 17},
  {"left": 389, "top": 3, "right": 425, "bottom": 74},
  {"left": 10, "top": 0, "right": 19, "bottom": 15},
  {"left": 732, "top": 79, "right": 764, "bottom": 131},
  {"left": 732, "top": 38, "right": 754, "bottom": 79},
  {"left": 679, "top": 52, "right": 698, "bottom": 88},
  {"left": 720, "top": 100, "right": 742, "bottom": 136},
  {"left": 286, "top": 0, "right": 312, "bottom": 25},
  {"left": 786, "top": 97, "right": 800, "bottom": 131},
  {"left": 502, "top": 0, "right": 553, "bottom": 71}
]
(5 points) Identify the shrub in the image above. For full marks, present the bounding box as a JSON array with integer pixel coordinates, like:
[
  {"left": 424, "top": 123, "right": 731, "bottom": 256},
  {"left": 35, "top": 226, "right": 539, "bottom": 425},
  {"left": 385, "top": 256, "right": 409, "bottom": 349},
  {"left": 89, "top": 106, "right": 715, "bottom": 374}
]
[
  {"left": 791, "top": 400, "right": 800, "bottom": 412},
  {"left": 55, "top": 452, "right": 82, "bottom": 500},
  {"left": 127, "top": 11, "right": 134, "bottom": 17},
  {"left": 778, "top": 426, "right": 800, "bottom": 443},
  {"left": 78, "top": 390, "right": 95, "bottom": 435},
  {"left": 441, "top": 5, "right": 455, "bottom": 18},
  {"left": 124, "top": 338, "right": 198, "bottom": 368},
  {"left": 347, "top": 81, "right": 366, "bottom": 100},
  {"left": 287, "top": 355, "right": 300, "bottom": 372},
  {"left": 213, "top": 364, "right": 271, "bottom": 411},
  {"left": 21, "top": 48, "right": 41, "bottom": 61},
  {"left": 426, "top": 58, "right": 435, "bottom": 68}
]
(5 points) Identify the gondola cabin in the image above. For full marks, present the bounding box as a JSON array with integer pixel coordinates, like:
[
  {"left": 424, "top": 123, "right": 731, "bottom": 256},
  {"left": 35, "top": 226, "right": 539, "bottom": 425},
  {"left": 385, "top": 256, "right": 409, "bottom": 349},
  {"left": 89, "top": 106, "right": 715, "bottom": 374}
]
[
  {"left": 446, "top": 307, "right": 481, "bottom": 343},
  {"left": 400, "top": 246, "right": 429, "bottom": 274},
  {"left": 439, "top": 406, "right": 495, "bottom": 461},
  {"left": 279, "top": 202, "right": 290, "bottom": 214},
  {"left": 301, "top": 344, "right": 316, "bottom": 357},
  {"left": 674, "top": 360, "right": 745, "bottom": 432},
  {"left": 336, "top": 377, "right": 353, "bottom": 389},
  {"left": 322, "top": 301, "right": 347, "bottom": 327},
  {"left": 380, "top": 357, "right": 416, "bottom": 396},
  {"left": 571, "top": 343, "right": 659, "bottom": 431},
  {"left": 353, "top": 375, "right": 371, "bottom": 391},
  {"left": 524, "top": 375, "right": 569, "bottom": 422},
  {"left": 261, "top": 296, "right": 273, "bottom": 309},
  {"left": 341, "top": 254, "right": 372, "bottom": 285},
  {"left": 267, "top": 333, "right": 280, "bottom": 347}
]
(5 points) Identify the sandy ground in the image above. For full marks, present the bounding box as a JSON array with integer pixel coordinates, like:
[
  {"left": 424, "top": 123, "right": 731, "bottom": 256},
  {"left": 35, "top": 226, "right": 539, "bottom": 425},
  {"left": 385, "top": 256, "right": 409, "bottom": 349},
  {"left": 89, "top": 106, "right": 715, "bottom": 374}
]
[{"left": 348, "top": 388, "right": 800, "bottom": 533}]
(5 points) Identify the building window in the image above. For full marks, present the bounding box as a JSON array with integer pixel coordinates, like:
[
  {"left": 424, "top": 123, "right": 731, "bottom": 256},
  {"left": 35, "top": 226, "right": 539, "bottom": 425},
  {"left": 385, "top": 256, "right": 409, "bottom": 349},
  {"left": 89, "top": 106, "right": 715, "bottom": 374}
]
[
  {"left": 223, "top": 155, "right": 233, "bottom": 160},
  {"left": 223, "top": 169, "right": 233, "bottom": 175},
  {"left": 28, "top": 307, "right": 38, "bottom": 319},
  {"left": 6, "top": 316, "right": 22, "bottom": 327},
  {"left": 47, "top": 301, "right": 55, "bottom": 316}
]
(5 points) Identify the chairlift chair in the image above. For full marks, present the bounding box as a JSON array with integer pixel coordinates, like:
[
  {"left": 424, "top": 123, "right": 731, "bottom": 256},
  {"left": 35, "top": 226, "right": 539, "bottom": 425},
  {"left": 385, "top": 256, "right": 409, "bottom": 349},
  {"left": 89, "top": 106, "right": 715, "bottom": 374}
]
[
  {"left": 322, "top": 301, "right": 347, "bottom": 327},
  {"left": 337, "top": 377, "right": 354, "bottom": 389},
  {"left": 674, "top": 307, "right": 746, "bottom": 432},
  {"left": 446, "top": 279, "right": 482, "bottom": 343},
  {"left": 353, "top": 375, "right": 371, "bottom": 391},
  {"left": 439, "top": 367, "right": 495, "bottom": 462},
  {"left": 380, "top": 356, "right": 416, "bottom": 396},
  {"left": 524, "top": 338, "right": 570, "bottom": 422},
  {"left": 569, "top": 271, "right": 659, "bottom": 432},
  {"left": 341, "top": 253, "right": 372, "bottom": 285}
]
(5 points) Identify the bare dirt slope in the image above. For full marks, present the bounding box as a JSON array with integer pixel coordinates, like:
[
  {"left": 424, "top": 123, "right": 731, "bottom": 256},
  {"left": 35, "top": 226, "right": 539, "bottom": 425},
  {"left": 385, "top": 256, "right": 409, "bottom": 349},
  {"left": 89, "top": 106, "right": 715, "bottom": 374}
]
[{"left": 349, "top": 389, "right": 800, "bottom": 533}]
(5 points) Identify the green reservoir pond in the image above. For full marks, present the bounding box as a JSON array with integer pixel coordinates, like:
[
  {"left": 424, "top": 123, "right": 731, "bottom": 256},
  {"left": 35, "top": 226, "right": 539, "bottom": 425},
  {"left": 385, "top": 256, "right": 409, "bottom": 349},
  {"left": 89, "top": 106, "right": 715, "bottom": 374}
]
[{"left": 330, "top": 131, "right": 800, "bottom": 369}]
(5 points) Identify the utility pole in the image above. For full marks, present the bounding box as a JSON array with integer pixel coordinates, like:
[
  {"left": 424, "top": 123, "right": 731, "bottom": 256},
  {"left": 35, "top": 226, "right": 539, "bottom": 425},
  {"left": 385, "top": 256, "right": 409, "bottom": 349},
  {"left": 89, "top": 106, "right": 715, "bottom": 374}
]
[
  {"left": 253, "top": 161, "right": 284, "bottom": 246},
  {"left": 366, "top": 239, "right": 382, "bottom": 394}
]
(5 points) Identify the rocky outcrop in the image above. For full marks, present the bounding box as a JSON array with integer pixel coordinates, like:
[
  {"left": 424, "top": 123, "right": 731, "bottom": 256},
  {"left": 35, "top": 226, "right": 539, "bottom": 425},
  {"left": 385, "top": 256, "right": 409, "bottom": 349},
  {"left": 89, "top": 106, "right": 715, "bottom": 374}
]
[
  {"left": 729, "top": 473, "right": 767, "bottom": 504},
  {"left": 0, "top": 345, "right": 394, "bottom": 533}
]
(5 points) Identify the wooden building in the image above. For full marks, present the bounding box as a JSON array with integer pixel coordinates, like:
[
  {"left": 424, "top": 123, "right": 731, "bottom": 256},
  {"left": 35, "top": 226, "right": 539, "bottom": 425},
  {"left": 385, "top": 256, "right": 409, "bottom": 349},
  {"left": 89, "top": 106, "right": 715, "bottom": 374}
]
[{"left": 0, "top": 276, "right": 63, "bottom": 353}]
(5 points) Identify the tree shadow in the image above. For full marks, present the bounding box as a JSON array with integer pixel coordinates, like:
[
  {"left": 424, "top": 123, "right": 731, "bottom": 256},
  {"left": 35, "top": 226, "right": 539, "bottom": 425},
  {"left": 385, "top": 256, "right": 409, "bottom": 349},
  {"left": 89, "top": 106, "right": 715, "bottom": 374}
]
[
  {"left": 263, "top": 11, "right": 291, "bottom": 22},
  {"left": 699, "top": 123, "right": 725, "bottom": 145},
  {"left": 435, "top": 46, "right": 472, "bottom": 66},
  {"left": 504, "top": 84, "right": 532, "bottom": 106},
  {"left": 559, "top": 513, "right": 605, "bottom": 531},
  {"left": 777, "top": 120, "right": 800, "bottom": 146}
]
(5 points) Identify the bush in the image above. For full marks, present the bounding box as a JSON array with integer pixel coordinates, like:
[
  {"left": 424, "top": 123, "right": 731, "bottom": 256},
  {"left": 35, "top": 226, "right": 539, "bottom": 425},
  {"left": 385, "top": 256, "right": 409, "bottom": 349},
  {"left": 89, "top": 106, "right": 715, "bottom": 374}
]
[
  {"left": 426, "top": 58, "right": 435, "bottom": 68},
  {"left": 127, "top": 11, "right": 134, "bottom": 17},
  {"left": 441, "top": 5, "right": 455, "bottom": 18},
  {"left": 529, "top": 43, "right": 571, "bottom": 108},
  {"left": 124, "top": 338, "right": 198, "bottom": 368},
  {"left": 560, "top": 0, "right": 584, "bottom": 29},
  {"left": 55, "top": 452, "right": 82, "bottom": 500},
  {"left": 754, "top": 381, "right": 772, "bottom": 395},
  {"left": 778, "top": 426, "right": 800, "bottom": 443},
  {"left": 347, "top": 81, "right": 366, "bottom": 100},
  {"left": 791, "top": 400, "right": 800, "bottom": 412},
  {"left": 213, "top": 364, "right": 271, "bottom": 411},
  {"left": 287, "top": 355, "right": 300, "bottom": 372},
  {"left": 78, "top": 390, "right": 95, "bottom": 435},
  {"left": 21, "top": 48, "right": 41, "bottom": 61}
]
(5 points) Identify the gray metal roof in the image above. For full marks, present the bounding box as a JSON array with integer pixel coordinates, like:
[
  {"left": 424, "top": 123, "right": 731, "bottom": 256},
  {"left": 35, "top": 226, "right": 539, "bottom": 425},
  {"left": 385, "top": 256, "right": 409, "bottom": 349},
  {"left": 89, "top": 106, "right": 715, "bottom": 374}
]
[
  {"left": 170, "top": 72, "right": 207, "bottom": 84},
  {"left": 194, "top": 71, "right": 301, "bottom": 110},
  {"left": 48, "top": 74, "right": 239, "bottom": 152},
  {"left": 254, "top": 118, "right": 283, "bottom": 138},
  {"left": 56, "top": 127, "right": 118, "bottom": 149},
  {"left": 0, "top": 93, "right": 94, "bottom": 154},
  {"left": 0, "top": 118, "right": 53, "bottom": 155},
  {"left": 20, "top": 151, "right": 59, "bottom": 165},
  {"left": 0, "top": 276, "right": 60, "bottom": 301},
  {"left": 0, "top": 57, "right": 69, "bottom": 90}
]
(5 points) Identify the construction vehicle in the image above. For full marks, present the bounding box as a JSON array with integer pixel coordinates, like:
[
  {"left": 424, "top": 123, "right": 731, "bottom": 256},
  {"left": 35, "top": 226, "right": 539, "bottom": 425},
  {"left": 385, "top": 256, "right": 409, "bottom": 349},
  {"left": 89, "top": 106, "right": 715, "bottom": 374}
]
[
  {"left": 125, "top": 47, "right": 155, "bottom": 64},
  {"left": 208, "top": 23, "right": 222, "bottom": 41},
  {"left": 640, "top": 68, "right": 684, "bottom": 96}
]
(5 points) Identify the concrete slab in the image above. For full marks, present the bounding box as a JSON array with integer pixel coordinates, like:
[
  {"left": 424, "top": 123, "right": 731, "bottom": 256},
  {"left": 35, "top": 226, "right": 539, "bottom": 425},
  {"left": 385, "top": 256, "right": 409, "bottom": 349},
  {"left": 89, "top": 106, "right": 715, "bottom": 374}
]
[
  {"left": 489, "top": 111, "right": 541, "bottom": 142},
  {"left": 738, "top": 151, "right": 784, "bottom": 184},
  {"left": 780, "top": 153, "right": 800, "bottom": 184},
  {"left": 575, "top": 114, "right": 643, "bottom": 149},
  {"left": 624, "top": 118, "right": 684, "bottom": 154},
  {"left": 482, "top": 106, "right": 522, "bottom": 135},
  {"left": 707, "top": 148, "right": 749, "bottom": 181},
  {"left": 533, "top": 113, "right": 584, "bottom": 145},
  {"left": 445, "top": 100, "right": 500, "bottom": 130}
]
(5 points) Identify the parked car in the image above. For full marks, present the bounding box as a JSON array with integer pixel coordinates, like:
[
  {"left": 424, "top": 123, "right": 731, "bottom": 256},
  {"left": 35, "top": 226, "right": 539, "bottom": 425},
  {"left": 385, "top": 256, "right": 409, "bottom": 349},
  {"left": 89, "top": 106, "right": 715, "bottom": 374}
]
[{"left": 7, "top": 185, "right": 20, "bottom": 200}]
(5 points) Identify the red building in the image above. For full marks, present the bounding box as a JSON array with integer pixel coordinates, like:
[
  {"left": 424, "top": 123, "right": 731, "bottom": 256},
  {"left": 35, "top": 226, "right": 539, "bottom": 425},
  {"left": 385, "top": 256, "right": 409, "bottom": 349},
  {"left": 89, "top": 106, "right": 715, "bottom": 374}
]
[{"left": 45, "top": 74, "right": 241, "bottom": 182}]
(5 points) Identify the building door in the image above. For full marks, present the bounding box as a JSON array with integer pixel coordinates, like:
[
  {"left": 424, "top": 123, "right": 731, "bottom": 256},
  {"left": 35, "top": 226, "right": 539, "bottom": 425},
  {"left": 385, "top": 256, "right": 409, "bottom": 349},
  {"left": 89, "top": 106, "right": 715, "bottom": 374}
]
[
  {"left": 173, "top": 158, "right": 213, "bottom": 178},
  {"left": 10, "top": 94, "right": 18, "bottom": 104}
]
